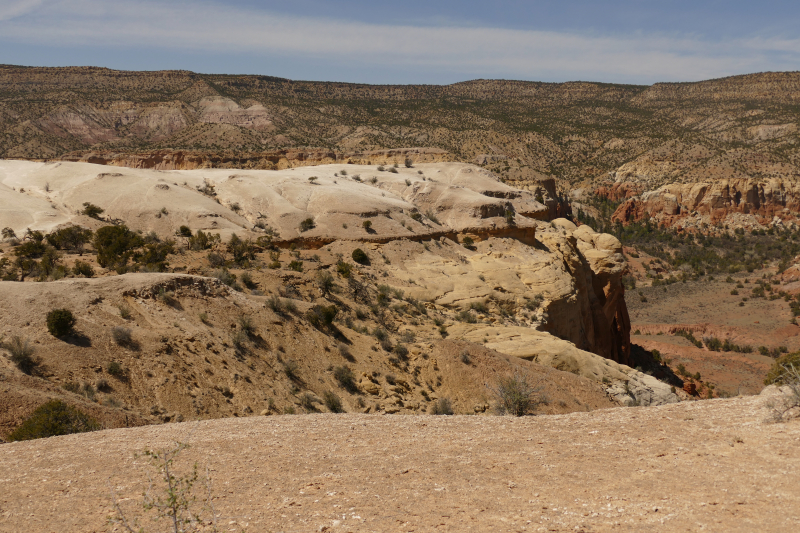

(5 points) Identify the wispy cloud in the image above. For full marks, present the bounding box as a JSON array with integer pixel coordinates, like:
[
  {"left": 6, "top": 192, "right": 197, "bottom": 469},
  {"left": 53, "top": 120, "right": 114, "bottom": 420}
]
[
  {"left": 0, "top": 0, "right": 45, "bottom": 22},
  {"left": 2, "top": 0, "right": 799, "bottom": 83}
]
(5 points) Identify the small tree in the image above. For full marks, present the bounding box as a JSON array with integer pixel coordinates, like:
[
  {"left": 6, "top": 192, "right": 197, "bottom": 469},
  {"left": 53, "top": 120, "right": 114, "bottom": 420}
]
[
  {"left": 504, "top": 208, "right": 516, "bottom": 226},
  {"left": 352, "top": 248, "right": 369, "bottom": 264},
  {"left": 362, "top": 220, "right": 373, "bottom": 232},
  {"left": 1, "top": 227, "right": 16, "bottom": 240},
  {"left": 81, "top": 202, "right": 104, "bottom": 219},
  {"left": 110, "top": 442, "right": 236, "bottom": 533},
  {"left": 47, "top": 308, "right": 76, "bottom": 337},
  {"left": 308, "top": 176, "right": 318, "bottom": 184},
  {"left": 404, "top": 157, "right": 413, "bottom": 168}
]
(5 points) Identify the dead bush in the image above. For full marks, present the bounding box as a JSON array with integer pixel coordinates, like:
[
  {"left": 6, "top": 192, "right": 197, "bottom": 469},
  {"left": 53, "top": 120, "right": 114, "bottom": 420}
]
[
  {"left": 766, "top": 364, "right": 800, "bottom": 423},
  {"left": 429, "top": 398, "right": 454, "bottom": 415},
  {"left": 491, "top": 371, "right": 542, "bottom": 416}
]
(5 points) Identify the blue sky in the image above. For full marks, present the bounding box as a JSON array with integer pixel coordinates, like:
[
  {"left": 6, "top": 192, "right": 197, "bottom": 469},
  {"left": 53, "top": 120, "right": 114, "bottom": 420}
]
[{"left": 1, "top": 0, "right": 799, "bottom": 84}]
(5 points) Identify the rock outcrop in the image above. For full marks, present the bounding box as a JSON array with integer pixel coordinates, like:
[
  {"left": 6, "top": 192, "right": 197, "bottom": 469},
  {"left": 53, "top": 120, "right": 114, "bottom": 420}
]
[
  {"left": 611, "top": 177, "right": 800, "bottom": 229},
  {"left": 58, "top": 147, "right": 453, "bottom": 171}
]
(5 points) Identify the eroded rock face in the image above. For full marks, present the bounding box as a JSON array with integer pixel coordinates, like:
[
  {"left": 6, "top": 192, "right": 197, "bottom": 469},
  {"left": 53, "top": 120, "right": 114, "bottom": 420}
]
[
  {"left": 546, "top": 219, "right": 630, "bottom": 365},
  {"left": 611, "top": 177, "right": 800, "bottom": 228},
  {"left": 59, "top": 147, "right": 454, "bottom": 171},
  {"left": 451, "top": 323, "right": 676, "bottom": 406}
]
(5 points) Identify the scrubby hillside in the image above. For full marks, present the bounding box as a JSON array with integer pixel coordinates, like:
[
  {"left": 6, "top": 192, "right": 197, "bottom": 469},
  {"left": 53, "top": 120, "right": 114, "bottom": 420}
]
[
  {"left": 0, "top": 161, "right": 681, "bottom": 438},
  {"left": 4, "top": 66, "right": 800, "bottom": 191}
]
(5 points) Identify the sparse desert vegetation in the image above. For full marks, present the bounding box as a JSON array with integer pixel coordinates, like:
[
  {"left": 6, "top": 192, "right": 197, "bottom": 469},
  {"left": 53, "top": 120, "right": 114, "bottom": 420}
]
[{"left": 5, "top": 67, "right": 800, "bottom": 532}]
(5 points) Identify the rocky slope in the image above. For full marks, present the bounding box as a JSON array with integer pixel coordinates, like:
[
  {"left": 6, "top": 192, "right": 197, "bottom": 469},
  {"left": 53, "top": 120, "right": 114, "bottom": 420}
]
[{"left": 0, "top": 161, "right": 679, "bottom": 436}]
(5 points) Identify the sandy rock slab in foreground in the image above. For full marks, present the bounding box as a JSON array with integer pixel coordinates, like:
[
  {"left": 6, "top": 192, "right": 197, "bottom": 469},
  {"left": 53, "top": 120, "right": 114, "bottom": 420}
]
[{"left": 1, "top": 394, "right": 799, "bottom": 532}]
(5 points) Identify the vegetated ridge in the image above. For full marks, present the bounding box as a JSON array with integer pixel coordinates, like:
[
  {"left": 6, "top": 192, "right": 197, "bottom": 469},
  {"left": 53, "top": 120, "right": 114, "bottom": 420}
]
[{"left": 3, "top": 66, "right": 800, "bottom": 191}]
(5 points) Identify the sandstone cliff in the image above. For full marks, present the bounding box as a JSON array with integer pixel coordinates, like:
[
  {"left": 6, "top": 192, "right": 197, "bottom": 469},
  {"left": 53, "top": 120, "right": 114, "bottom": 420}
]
[{"left": 610, "top": 177, "right": 800, "bottom": 229}]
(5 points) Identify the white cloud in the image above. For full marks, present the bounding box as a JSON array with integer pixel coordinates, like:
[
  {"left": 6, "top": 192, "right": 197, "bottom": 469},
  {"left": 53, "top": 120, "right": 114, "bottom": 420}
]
[
  {"left": 0, "top": 0, "right": 45, "bottom": 22},
  {"left": 2, "top": 0, "right": 799, "bottom": 83}
]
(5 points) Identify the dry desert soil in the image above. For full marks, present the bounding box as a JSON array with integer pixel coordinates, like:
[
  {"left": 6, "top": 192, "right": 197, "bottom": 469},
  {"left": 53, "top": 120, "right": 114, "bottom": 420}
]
[{"left": 1, "top": 390, "right": 799, "bottom": 533}]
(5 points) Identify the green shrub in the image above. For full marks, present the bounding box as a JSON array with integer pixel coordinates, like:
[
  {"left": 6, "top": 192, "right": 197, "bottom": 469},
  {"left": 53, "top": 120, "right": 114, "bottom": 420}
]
[
  {"left": 316, "top": 271, "right": 335, "bottom": 295},
  {"left": 207, "top": 251, "right": 226, "bottom": 267},
  {"left": 455, "top": 310, "right": 477, "bottom": 323},
  {"left": 2, "top": 336, "right": 36, "bottom": 374},
  {"left": 81, "top": 202, "right": 104, "bottom": 219},
  {"left": 765, "top": 352, "right": 800, "bottom": 385},
  {"left": 322, "top": 391, "right": 345, "bottom": 413},
  {"left": 307, "top": 305, "right": 337, "bottom": 327},
  {"left": 94, "top": 225, "right": 143, "bottom": 269},
  {"left": 230, "top": 330, "right": 248, "bottom": 352},
  {"left": 283, "top": 359, "right": 300, "bottom": 380},
  {"left": 287, "top": 260, "right": 303, "bottom": 272},
  {"left": 72, "top": 260, "right": 95, "bottom": 278},
  {"left": 46, "top": 225, "right": 93, "bottom": 252},
  {"left": 240, "top": 272, "right": 257, "bottom": 289},
  {"left": 227, "top": 234, "right": 256, "bottom": 266},
  {"left": 7, "top": 400, "right": 99, "bottom": 441},
  {"left": 352, "top": 248, "right": 369, "bottom": 264},
  {"left": 107, "top": 361, "right": 124, "bottom": 377},
  {"left": 336, "top": 260, "right": 352, "bottom": 278},
  {"left": 462, "top": 236, "right": 474, "bottom": 249},
  {"left": 299, "top": 392, "right": 318, "bottom": 411},
  {"left": 333, "top": 365, "right": 358, "bottom": 392},
  {"left": 704, "top": 336, "right": 722, "bottom": 352},
  {"left": 117, "top": 303, "right": 133, "bottom": 320},
  {"left": 188, "top": 230, "right": 218, "bottom": 251},
  {"left": 237, "top": 314, "right": 255, "bottom": 336},
  {"left": 46, "top": 308, "right": 76, "bottom": 337},
  {"left": 362, "top": 220, "right": 372, "bottom": 231},
  {"left": 111, "top": 326, "right": 133, "bottom": 346},
  {"left": 430, "top": 398, "right": 453, "bottom": 415},
  {"left": 214, "top": 268, "right": 239, "bottom": 289},
  {"left": 299, "top": 218, "right": 315, "bottom": 232}
]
